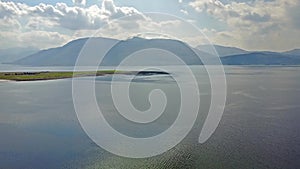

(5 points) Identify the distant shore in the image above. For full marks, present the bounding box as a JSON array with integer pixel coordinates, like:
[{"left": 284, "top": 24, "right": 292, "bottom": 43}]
[{"left": 0, "top": 70, "right": 169, "bottom": 81}]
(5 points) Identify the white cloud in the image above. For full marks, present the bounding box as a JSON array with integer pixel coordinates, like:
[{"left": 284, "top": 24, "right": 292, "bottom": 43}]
[
  {"left": 72, "top": 0, "right": 86, "bottom": 6},
  {"left": 0, "top": 30, "right": 71, "bottom": 49},
  {"left": 189, "top": 0, "right": 277, "bottom": 23},
  {"left": 0, "top": 0, "right": 188, "bottom": 50},
  {"left": 189, "top": 0, "right": 300, "bottom": 51},
  {"left": 180, "top": 9, "right": 188, "bottom": 15},
  {"left": 0, "top": 0, "right": 151, "bottom": 49},
  {"left": 3, "top": 0, "right": 298, "bottom": 51},
  {"left": 88, "top": 18, "right": 185, "bottom": 42},
  {"left": 0, "top": 0, "right": 145, "bottom": 31},
  {"left": 19, "top": 31, "right": 71, "bottom": 48},
  {"left": 0, "top": 17, "right": 21, "bottom": 31}
]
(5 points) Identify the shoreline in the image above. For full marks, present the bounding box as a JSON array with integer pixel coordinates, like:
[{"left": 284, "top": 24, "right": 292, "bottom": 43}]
[
  {"left": 0, "top": 79, "right": 10, "bottom": 82},
  {"left": 0, "top": 70, "right": 170, "bottom": 82}
]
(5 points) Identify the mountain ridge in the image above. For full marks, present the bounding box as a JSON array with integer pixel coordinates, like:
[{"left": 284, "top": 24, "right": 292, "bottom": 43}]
[
  {"left": 197, "top": 44, "right": 249, "bottom": 57},
  {"left": 0, "top": 47, "right": 39, "bottom": 63},
  {"left": 6, "top": 37, "right": 300, "bottom": 66}
]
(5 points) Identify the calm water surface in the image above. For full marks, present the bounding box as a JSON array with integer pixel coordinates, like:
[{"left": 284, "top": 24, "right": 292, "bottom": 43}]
[{"left": 0, "top": 66, "right": 299, "bottom": 169}]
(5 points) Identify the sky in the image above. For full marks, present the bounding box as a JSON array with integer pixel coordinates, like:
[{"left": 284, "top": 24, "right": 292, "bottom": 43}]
[{"left": 0, "top": 0, "right": 299, "bottom": 51}]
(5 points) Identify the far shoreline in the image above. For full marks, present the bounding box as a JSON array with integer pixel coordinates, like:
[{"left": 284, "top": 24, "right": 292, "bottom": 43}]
[{"left": 0, "top": 70, "right": 170, "bottom": 82}]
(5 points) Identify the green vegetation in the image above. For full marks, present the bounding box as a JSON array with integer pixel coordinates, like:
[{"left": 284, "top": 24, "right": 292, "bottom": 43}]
[{"left": 0, "top": 70, "right": 120, "bottom": 81}]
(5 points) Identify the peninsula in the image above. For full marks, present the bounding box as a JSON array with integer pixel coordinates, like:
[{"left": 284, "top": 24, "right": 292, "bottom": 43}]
[{"left": 0, "top": 70, "right": 169, "bottom": 81}]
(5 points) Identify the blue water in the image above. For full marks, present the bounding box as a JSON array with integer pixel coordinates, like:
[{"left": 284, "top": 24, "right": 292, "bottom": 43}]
[{"left": 0, "top": 66, "right": 299, "bottom": 168}]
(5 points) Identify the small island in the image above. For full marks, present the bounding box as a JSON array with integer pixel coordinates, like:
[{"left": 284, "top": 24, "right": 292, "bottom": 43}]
[{"left": 0, "top": 70, "right": 170, "bottom": 81}]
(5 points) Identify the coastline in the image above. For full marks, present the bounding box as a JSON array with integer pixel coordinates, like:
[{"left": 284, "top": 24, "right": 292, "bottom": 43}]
[{"left": 0, "top": 70, "right": 170, "bottom": 82}]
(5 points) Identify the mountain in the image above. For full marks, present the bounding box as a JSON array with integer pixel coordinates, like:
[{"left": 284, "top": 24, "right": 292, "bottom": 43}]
[
  {"left": 13, "top": 37, "right": 118, "bottom": 66},
  {"left": 221, "top": 52, "right": 300, "bottom": 65},
  {"left": 10, "top": 37, "right": 300, "bottom": 66},
  {"left": 0, "top": 47, "right": 39, "bottom": 63},
  {"left": 101, "top": 37, "right": 203, "bottom": 66},
  {"left": 197, "top": 44, "right": 248, "bottom": 57},
  {"left": 13, "top": 37, "right": 204, "bottom": 66},
  {"left": 282, "top": 49, "right": 300, "bottom": 56}
]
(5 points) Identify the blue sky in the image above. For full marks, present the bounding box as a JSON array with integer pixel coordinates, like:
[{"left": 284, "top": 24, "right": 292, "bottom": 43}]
[{"left": 0, "top": 0, "right": 299, "bottom": 51}]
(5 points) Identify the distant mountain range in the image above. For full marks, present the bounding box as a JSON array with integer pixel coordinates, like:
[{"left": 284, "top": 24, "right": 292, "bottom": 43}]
[
  {"left": 0, "top": 47, "right": 38, "bottom": 63},
  {"left": 197, "top": 44, "right": 249, "bottom": 57},
  {"left": 282, "top": 49, "right": 300, "bottom": 56},
  {"left": 221, "top": 52, "right": 300, "bottom": 65},
  {"left": 10, "top": 37, "right": 204, "bottom": 66},
  {"left": 10, "top": 38, "right": 117, "bottom": 66},
  {"left": 4, "top": 37, "right": 300, "bottom": 66}
]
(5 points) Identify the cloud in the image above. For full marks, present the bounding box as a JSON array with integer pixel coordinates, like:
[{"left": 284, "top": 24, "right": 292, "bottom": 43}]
[
  {"left": 286, "top": 1, "right": 300, "bottom": 29},
  {"left": 180, "top": 9, "right": 188, "bottom": 15},
  {"left": 72, "top": 0, "right": 86, "bottom": 6},
  {"left": 102, "top": 0, "right": 116, "bottom": 13},
  {"left": 0, "top": 0, "right": 144, "bottom": 30},
  {"left": 90, "top": 18, "right": 185, "bottom": 42},
  {"left": 2, "top": 0, "right": 298, "bottom": 51},
  {"left": 0, "top": 30, "right": 71, "bottom": 49},
  {"left": 0, "top": 0, "right": 152, "bottom": 49},
  {"left": 0, "top": 17, "right": 21, "bottom": 31},
  {"left": 189, "top": 0, "right": 273, "bottom": 23},
  {"left": 0, "top": 0, "right": 186, "bottom": 50},
  {"left": 189, "top": 0, "right": 300, "bottom": 51},
  {"left": 19, "top": 31, "right": 71, "bottom": 48},
  {"left": 101, "top": 0, "right": 143, "bottom": 20},
  {"left": 242, "top": 12, "right": 271, "bottom": 23}
]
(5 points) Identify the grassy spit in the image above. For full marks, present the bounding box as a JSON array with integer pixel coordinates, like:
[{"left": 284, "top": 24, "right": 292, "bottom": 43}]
[{"left": 0, "top": 70, "right": 122, "bottom": 81}]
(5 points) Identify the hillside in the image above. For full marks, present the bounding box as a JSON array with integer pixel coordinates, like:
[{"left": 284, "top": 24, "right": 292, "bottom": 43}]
[
  {"left": 221, "top": 52, "right": 300, "bottom": 65},
  {"left": 9, "top": 37, "right": 300, "bottom": 66},
  {"left": 197, "top": 44, "right": 249, "bottom": 57},
  {"left": 13, "top": 37, "right": 205, "bottom": 66}
]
